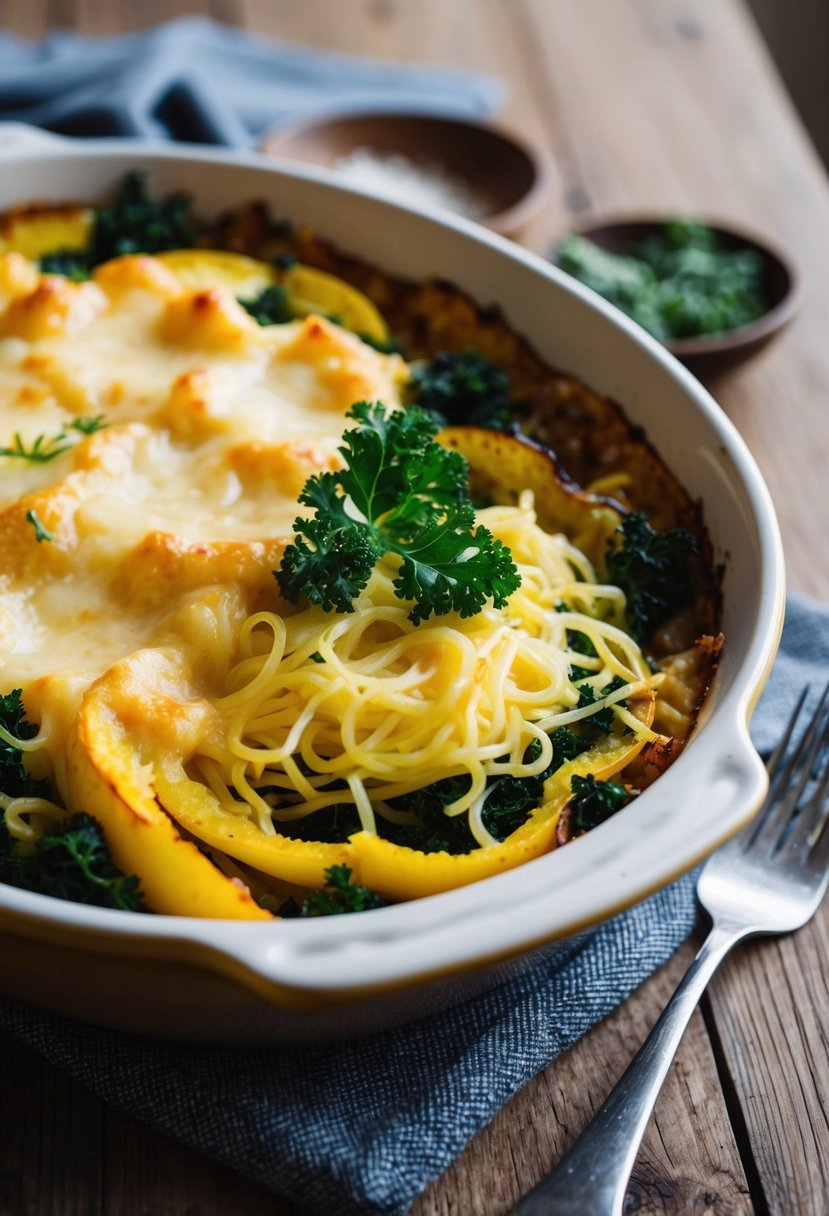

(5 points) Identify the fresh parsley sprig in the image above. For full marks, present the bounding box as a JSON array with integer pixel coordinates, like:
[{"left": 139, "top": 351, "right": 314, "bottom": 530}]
[
  {"left": 0, "top": 415, "right": 108, "bottom": 464},
  {"left": 276, "top": 403, "right": 521, "bottom": 623}
]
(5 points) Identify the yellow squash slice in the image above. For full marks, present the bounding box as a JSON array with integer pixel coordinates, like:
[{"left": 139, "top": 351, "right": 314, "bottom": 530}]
[
  {"left": 157, "top": 249, "right": 390, "bottom": 344},
  {"left": 75, "top": 658, "right": 651, "bottom": 907},
  {"left": 0, "top": 206, "right": 93, "bottom": 260},
  {"left": 151, "top": 723, "right": 651, "bottom": 901},
  {"left": 68, "top": 659, "right": 272, "bottom": 921},
  {"left": 440, "top": 427, "right": 624, "bottom": 561},
  {"left": 66, "top": 426, "right": 643, "bottom": 915}
]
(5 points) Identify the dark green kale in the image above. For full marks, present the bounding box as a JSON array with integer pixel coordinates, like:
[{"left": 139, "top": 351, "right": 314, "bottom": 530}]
[
  {"left": 273, "top": 728, "right": 592, "bottom": 857},
  {"left": 5, "top": 814, "right": 145, "bottom": 912},
  {"left": 569, "top": 773, "right": 630, "bottom": 834},
  {"left": 605, "top": 513, "right": 698, "bottom": 645},
  {"left": 38, "top": 249, "right": 92, "bottom": 281},
  {"left": 388, "top": 773, "right": 478, "bottom": 854},
  {"left": 88, "top": 171, "right": 194, "bottom": 263},
  {"left": 38, "top": 171, "right": 194, "bottom": 279},
  {"left": 556, "top": 221, "right": 768, "bottom": 342},
  {"left": 575, "top": 676, "right": 628, "bottom": 733},
  {"left": 566, "top": 626, "right": 599, "bottom": 683},
  {"left": 275, "top": 802, "right": 362, "bottom": 845},
  {"left": 407, "top": 350, "right": 517, "bottom": 432},
  {"left": 388, "top": 727, "right": 589, "bottom": 852},
  {"left": 0, "top": 691, "right": 145, "bottom": 911},
  {"left": 276, "top": 402, "right": 521, "bottom": 624},
  {"left": 299, "top": 864, "right": 383, "bottom": 916},
  {"left": 238, "top": 284, "right": 294, "bottom": 326},
  {"left": 481, "top": 728, "right": 589, "bottom": 841},
  {"left": 0, "top": 689, "right": 50, "bottom": 799}
]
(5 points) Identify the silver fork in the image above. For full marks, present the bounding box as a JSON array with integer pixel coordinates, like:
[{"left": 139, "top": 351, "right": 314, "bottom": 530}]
[{"left": 514, "top": 682, "right": 829, "bottom": 1216}]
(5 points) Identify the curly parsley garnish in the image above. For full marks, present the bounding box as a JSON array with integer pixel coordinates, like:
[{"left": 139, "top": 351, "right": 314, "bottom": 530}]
[
  {"left": 0, "top": 813, "right": 145, "bottom": 912},
  {"left": 276, "top": 402, "right": 521, "bottom": 624}
]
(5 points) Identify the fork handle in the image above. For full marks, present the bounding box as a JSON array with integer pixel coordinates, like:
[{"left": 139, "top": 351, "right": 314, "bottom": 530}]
[{"left": 513, "top": 918, "right": 752, "bottom": 1216}]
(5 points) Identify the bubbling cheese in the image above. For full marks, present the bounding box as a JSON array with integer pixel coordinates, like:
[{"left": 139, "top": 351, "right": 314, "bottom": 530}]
[{"left": 0, "top": 252, "right": 405, "bottom": 705}]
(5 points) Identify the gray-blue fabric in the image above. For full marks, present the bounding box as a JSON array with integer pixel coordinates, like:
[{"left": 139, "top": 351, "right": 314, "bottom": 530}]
[
  {"left": 0, "top": 16, "right": 504, "bottom": 147},
  {"left": 1, "top": 594, "right": 827, "bottom": 1215},
  {"left": 0, "top": 22, "right": 827, "bottom": 1209}
]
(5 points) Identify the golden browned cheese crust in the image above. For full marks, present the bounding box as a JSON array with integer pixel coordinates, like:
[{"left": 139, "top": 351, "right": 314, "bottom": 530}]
[{"left": 205, "top": 202, "right": 721, "bottom": 735}]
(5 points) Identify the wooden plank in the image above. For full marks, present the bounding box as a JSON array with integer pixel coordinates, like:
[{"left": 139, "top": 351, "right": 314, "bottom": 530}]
[
  {"left": 706, "top": 915, "right": 829, "bottom": 1216},
  {"left": 0, "top": 1, "right": 827, "bottom": 1215},
  {"left": 748, "top": 0, "right": 829, "bottom": 170},
  {"left": 0, "top": 1029, "right": 301, "bottom": 1216},
  {"left": 410, "top": 940, "right": 753, "bottom": 1215},
  {"left": 516, "top": 0, "right": 829, "bottom": 601},
  {"left": 0, "top": 1032, "right": 106, "bottom": 1216}
]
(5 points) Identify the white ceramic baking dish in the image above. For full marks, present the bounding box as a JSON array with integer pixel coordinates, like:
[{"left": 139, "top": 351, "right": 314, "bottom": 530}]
[{"left": 0, "top": 132, "right": 784, "bottom": 1043}]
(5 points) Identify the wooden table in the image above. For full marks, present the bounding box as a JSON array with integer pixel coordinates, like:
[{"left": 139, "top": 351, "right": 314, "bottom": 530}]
[{"left": 1, "top": 1, "right": 828, "bottom": 1212}]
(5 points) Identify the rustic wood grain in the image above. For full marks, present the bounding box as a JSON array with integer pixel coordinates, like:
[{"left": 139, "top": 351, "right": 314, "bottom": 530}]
[
  {"left": 410, "top": 939, "right": 753, "bottom": 1216},
  {"left": 1, "top": 1, "right": 829, "bottom": 1214},
  {"left": 705, "top": 920, "right": 829, "bottom": 1216}
]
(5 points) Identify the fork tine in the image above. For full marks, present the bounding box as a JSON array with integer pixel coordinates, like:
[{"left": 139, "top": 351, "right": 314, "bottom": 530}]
[
  {"left": 786, "top": 706, "right": 829, "bottom": 853},
  {"left": 749, "top": 681, "right": 829, "bottom": 853},
  {"left": 745, "top": 684, "right": 811, "bottom": 849},
  {"left": 802, "top": 758, "right": 829, "bottom": 871},
  {"left": 765, "top": 684, "right": 810, "bottom": 782}
]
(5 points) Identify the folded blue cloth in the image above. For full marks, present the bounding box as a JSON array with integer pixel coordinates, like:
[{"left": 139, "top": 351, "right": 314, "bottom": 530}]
[
  {"left": 1, "top": 593, "right": 826, "bottom": 1216},
  {"left": 2, "top": 22, "right": 823, "bottom": 1215},
  {"left": 0, "top": 17, "right": 505, "bottom": 148}
]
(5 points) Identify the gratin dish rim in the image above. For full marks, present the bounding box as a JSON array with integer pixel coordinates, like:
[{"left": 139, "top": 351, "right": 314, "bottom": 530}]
[{"left": 0, "top": 135, "right": 785, "bottom": 1008}]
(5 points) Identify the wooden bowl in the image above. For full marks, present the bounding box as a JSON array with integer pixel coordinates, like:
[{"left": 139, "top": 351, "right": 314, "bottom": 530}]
[
  {"left": 260, "top": 111, "right": 553, "bottom": 237},
  {"left": 561, "top": 216, "right": 802, "bottom": 376}
]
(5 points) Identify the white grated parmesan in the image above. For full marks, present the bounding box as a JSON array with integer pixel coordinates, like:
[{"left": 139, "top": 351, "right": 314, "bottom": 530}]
[{"left": 333, "top": 146, "right": 491, "bottom": 219}]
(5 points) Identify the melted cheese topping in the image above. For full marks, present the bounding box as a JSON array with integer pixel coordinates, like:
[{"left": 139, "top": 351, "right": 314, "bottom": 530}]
[{"left": 0, "top": 252, "right": 405, "bottom": 716}]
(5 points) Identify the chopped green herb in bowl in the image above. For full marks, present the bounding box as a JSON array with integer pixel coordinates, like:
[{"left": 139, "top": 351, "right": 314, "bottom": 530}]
[{"left": 555, "top": 217, "right": 799, "bottom": 373}]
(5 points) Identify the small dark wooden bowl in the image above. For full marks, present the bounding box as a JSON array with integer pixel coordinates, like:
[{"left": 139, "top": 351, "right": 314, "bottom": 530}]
[
  {"left": 562, "top": 216, "right": 802, "bottom": 376},
  {"left": 260, "top": 111, "right": 553, "bottom": 238}
]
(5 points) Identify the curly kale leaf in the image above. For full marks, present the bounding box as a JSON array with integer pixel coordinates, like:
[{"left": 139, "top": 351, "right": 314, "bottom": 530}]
[
  {"left": 605, "top": 513, "right": 698, "bottom": 644},
  {"left": 90, "top": 171, "right": 193, "bottom": 262},
  {"left": 276, "top": 402, "right": 521, "bottom": 623},
  {"left": 0, "top": 689, "right": 51, "bottom": 799},
  {"left": 387, "top": 728, "right": 589, "bottom": 852},
  {"left": 38, "top": 249, "right": 91, "bottom": 281},
  {"left": 569, "top": 773, "right": 630, "bottom": 834},
  {"left": 407, "top": 350, "right": 517, "bottom": 432},
  {"left": 11, "top": 814, "right": 146, "bottom": 912},
  {"left": 300, "top": 864, "right": 383, "bottom": 916},
  {"left": 575, "top": 676, "right": 629, "bottom": 734},
  {"left": 39, "top": 171, "right": 194, "bottom": 278},
  {"left": 238, "top": 284, "right": 294, "bottom": 326},
  {"left": 0, "top": 691, "right": 145, "bottom": 911}
]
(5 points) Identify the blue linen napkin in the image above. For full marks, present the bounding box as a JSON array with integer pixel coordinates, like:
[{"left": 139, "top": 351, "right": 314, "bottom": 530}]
[
  {"left": 0, "top": 16, "right": 505, "bottom": 148},
  {"left": 1, "top": 593, "right": 826, "bottom": 1216}
]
